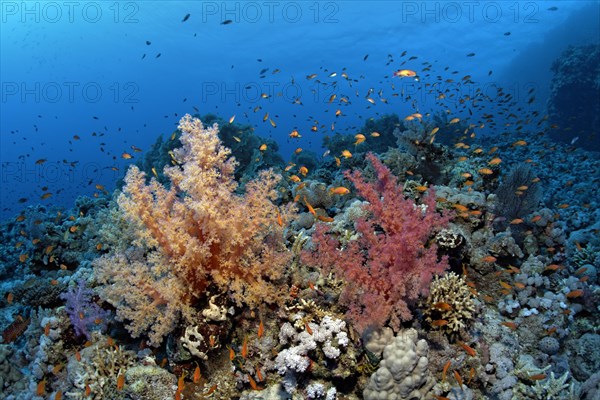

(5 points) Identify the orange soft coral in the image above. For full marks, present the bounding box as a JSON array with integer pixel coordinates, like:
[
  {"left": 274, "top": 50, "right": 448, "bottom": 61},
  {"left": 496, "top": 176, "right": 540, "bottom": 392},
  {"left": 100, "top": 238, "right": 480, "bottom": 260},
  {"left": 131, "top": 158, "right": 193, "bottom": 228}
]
[{"left": 95, "top": 115, "right": 295, "bottom": 345}]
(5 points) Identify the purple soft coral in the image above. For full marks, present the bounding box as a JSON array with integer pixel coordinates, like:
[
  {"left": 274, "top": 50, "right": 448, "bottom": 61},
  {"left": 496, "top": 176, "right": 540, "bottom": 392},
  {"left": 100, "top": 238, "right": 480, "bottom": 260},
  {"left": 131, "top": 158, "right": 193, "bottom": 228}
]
[{"left": 60, "top": 279, "right": 109, "bottom": 339}]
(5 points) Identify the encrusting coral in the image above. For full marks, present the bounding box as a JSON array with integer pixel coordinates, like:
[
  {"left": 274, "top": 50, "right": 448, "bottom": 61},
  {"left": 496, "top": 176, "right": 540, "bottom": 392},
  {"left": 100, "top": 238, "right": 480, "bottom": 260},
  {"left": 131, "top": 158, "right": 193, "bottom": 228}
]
[{"left": 94, "top": 115, "right": 296, "bottom": 345}]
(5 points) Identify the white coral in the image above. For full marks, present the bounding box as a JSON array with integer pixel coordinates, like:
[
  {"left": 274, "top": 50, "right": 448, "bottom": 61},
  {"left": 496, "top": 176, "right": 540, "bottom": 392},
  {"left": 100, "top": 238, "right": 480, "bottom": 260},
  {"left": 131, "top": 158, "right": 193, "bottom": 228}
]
[
  {"left": 274, "top": 315, "right": 348, "bottom": 377},
  {"left": 181, "top": 325, "right": 207, "bottom": 360}
]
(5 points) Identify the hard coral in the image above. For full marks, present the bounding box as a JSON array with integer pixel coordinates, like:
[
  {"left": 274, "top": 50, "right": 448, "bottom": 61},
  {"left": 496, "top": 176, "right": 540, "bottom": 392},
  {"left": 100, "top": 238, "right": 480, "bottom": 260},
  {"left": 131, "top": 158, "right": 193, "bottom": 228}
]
[
  {"left": 363, "top": 328, "right": 435, "bottom": 400},
  {"left": 302, "top": 153, "right": 451, "bottom": 333},
  {"left": 424, "top": 272, "right": 476, "bottom": 335},
  {"left": 65, "top": 333, "right": 136, "bottom": 398}
]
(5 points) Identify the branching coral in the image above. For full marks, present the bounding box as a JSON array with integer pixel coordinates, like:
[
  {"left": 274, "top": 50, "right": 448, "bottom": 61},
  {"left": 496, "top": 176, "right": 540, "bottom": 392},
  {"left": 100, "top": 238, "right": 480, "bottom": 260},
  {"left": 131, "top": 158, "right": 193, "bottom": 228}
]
[
  {"left": 423, "top": 272, "right": 476, "bottom": 334},
  {"left": 94, "top": 115, "right": 296, "bottom": 345},
  {"left": 65, "top": 334, "right": 136, "bottom": 399}
]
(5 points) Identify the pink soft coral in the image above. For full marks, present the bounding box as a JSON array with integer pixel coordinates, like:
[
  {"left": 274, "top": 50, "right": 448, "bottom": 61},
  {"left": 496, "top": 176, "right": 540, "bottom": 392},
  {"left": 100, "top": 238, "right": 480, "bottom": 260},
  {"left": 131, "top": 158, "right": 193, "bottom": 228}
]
[{"left": 301, "top": 153, "right": 451, "bottom": 333}]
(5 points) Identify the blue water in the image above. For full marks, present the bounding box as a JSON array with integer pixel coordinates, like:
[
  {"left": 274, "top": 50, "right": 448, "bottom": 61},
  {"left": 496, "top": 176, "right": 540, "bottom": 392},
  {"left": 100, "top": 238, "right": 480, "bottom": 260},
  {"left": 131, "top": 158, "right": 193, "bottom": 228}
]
[{"left": 1, "top": 1, "right": 598, "bottom": 218}]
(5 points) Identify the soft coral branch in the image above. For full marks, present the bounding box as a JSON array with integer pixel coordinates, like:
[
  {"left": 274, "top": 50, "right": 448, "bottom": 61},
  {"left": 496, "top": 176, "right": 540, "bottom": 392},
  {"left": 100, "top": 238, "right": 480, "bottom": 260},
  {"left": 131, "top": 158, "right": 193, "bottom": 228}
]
[{"left": 302, "top": 152, "right": 451, "bottom": 333}]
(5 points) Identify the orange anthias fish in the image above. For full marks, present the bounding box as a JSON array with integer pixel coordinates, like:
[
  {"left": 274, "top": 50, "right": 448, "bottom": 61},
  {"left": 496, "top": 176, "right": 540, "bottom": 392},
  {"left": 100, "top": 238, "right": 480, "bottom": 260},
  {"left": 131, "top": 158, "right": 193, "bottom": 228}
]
[
  {"left": 442, "top": 360, "right": 451, "bottom": 382},
  {"left": 499, "top": 280, "right": 512, "bottom": 290},
  {"left": 248, "top": 374, "right": 263, "bottom": 391},
  {"left": 203, "top": 384, "right": 218, "bottom": 396},
  {"left": 433, "top": 302, "right": 453, "bottom": 311},
  {"left": 545, "top": 264, "right": 564, "bottom": 272},
  {"left": 354, "top": 134, "right": 366, "bottom": 145},
  {"left": 255, "top": 366, "right": 264, "bottom": 382},
  {"left": 457, "top": 341, "right": 476, "bottom": 357},
  {"left": 193, "top": 365, "right": 202, "bottom": 384},
  {"left": 467, "top": 367, "right": 475, "bottom": 385},
  {"left": 317, "top": 215, "right": 334, "bottom": 222},
  {"left": 177, "top": 372, "right": 186, "bottom": 391},
  {"left": 453, "top": 204, "right": 468, "bottom": 212},
  {"left": 393, "top": 69, "right": 417, "bottom": 77},
  {"left": 304, "top": 197, "right": 316, "bottom": 216},
  {"left": 36, "top": 379, "right": 46, "bottom": 396},
  {"left": 528, "top": 373, "right": 547, "bottom": 380},
  {"left": 454, "top": 370, "right": 463, "bottom": 389},
  {"left": 566, "top": 289, "right": 583, "bottom": 298},
  {"left": 330, "top": 186, "right": 350, "bottom": 195},
  {"left": 530, "top": 215, "right": 542, "bottom": 223},
  {"left": 241, "top": 336, "right": 248, "bottom": 359},
  {"left": 501, "top": 321, "right": 518, "bottom": 330},
  {"left": 258, "top": 320, "right": 264, "bottom": 338},
  {"left": 305, "top": 320, "right": 313, "bottom": 335}
]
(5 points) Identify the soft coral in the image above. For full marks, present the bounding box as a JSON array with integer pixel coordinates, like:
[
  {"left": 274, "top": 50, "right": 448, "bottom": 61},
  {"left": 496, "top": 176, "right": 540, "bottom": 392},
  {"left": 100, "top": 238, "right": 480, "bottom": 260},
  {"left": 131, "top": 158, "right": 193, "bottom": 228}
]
[
  {"left": 61, "top": 279, "right": 109, "bottom": 340},
  {"left": 302, "top": 153, "right": 451, "bottom": 333}
]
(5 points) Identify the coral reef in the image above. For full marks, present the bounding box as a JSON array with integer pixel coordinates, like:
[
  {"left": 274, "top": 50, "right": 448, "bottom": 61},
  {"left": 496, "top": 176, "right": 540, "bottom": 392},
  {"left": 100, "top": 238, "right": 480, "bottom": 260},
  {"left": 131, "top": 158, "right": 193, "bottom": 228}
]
[{"left": 1, "top": 103, "right": 599, "bottom": 400}]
